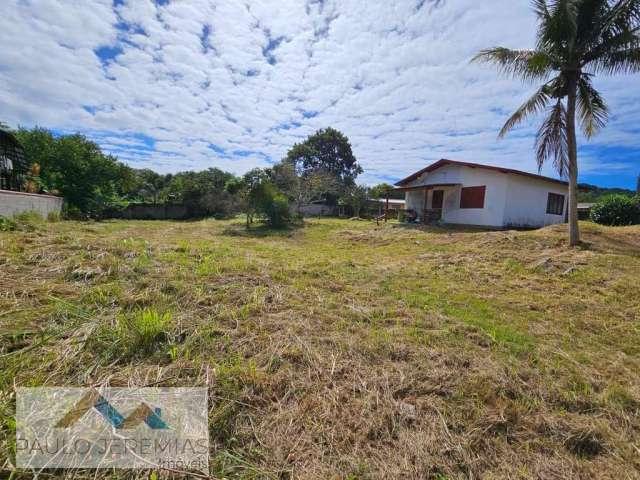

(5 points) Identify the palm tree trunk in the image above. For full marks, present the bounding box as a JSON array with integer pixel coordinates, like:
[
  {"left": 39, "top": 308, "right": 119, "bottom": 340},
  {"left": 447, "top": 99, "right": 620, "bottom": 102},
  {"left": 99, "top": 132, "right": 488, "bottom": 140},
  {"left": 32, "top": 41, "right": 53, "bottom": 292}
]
[{"left": 566, "top": 75, "right": 580, "bottom": 246}]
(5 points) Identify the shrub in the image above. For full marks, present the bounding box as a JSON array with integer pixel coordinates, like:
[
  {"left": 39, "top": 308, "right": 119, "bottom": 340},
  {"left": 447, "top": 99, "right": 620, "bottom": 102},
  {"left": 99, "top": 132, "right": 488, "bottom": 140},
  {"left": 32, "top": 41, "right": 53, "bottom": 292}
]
[
  {"left": 263, "top": 192, "right": 291, "bottom": 228},
  {"left": 13, "top": 210, "right": 44, "bottom": 223},
  {"left": 590, "top": 194, "right": 640, "bottom": 226},
  {"left": 0, "top": 216, "right": 17, "bottom": 231}
]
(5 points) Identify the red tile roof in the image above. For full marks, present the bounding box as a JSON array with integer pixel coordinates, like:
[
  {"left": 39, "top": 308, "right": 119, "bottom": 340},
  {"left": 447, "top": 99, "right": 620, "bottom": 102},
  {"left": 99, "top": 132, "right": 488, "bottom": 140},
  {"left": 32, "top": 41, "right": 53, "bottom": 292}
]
[{"left": 394, "top": 159, "right": 569, "bottom": 187}]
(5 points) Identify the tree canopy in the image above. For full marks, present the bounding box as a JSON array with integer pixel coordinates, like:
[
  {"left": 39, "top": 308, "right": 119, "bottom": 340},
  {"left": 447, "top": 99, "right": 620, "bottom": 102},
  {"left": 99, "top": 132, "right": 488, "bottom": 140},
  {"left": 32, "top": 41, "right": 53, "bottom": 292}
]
[
  {"left": 16, "top": 128, "right": 136, "bottom": 217},
  {"left": 284, "top": 127, "right": 362, "bottom": 186}
]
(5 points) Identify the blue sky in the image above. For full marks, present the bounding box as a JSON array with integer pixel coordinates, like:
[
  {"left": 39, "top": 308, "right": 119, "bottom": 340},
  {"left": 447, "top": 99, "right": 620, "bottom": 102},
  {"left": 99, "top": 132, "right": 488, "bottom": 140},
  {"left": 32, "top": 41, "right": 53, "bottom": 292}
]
[{"left": 1, "top": 0, "right": 638, "bottom": 189}]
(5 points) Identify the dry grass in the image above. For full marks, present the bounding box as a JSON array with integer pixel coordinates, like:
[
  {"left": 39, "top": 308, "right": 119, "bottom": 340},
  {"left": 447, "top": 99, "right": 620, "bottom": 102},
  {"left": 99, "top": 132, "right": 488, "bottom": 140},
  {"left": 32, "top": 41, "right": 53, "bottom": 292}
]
[{"left": 1, "top": 217, "right": 639, "bottom": 479}]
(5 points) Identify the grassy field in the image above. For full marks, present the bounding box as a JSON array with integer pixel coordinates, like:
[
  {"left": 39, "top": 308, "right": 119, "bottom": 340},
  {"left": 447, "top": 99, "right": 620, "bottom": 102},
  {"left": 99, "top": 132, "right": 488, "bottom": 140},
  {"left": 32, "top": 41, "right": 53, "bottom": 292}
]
[{"left": 1, "top": 216, "right": 639, "bottom": 479}]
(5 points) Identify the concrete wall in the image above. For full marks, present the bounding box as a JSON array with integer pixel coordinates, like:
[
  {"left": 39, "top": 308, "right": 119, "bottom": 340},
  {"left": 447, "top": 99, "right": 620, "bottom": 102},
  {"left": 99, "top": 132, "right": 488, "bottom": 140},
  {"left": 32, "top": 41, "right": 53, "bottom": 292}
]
[
  {"left": 112, "top": 204, "right": 189, "bottom": 220},
  {"left": 503, "top": 174, "right": 568, "bottom": 228},
  {"left": 297, "top": 203, "right": 336, "bottom": 216},
  {"left": 0, "top": 190, "right": 63, "bottom": 218}
]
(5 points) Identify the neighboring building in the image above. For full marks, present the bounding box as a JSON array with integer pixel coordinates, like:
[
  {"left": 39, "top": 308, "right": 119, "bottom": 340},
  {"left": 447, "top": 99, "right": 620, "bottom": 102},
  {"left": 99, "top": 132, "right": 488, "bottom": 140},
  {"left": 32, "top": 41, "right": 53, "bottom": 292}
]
[
  {"left": 368, "top": 198, "right": 405, "bottom": 216},
  {"left": 0, "top": 124, "right": 28, "bottom": 191},
  {"left": 395, "top": 159, "right": 569, "bottom": 229},
  {"left": 0, "top": 124, "right": 63, "bottom": 218},
  {"left": 577, "top": 203, "right": 596, "bottom": 220}
]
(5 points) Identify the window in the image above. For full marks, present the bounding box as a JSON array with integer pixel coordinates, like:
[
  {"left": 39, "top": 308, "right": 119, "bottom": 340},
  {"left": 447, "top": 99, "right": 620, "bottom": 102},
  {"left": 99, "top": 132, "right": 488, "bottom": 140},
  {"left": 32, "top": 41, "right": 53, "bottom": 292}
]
[
  {"left": 546, "top": 193, "right": 565, "bottom": 215},
  {"left": 460, "top": 186, "right": 486, "bottom": 209}
]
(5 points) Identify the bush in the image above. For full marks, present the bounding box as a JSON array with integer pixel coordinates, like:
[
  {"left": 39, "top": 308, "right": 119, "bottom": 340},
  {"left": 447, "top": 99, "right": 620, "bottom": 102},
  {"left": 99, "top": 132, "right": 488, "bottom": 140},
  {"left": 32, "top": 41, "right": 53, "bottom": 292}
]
[
  {"left": 590, "top": 195, "right": 640, "bottom": 226},
  {"left": 263, "top": 192, "right": 291, "bottom": 228},
  {"left": 13, "top": 210, "right": 44, "bottom": 223},
  {"left": 0, "top": 216, "right": 17, "bottom": 231}
]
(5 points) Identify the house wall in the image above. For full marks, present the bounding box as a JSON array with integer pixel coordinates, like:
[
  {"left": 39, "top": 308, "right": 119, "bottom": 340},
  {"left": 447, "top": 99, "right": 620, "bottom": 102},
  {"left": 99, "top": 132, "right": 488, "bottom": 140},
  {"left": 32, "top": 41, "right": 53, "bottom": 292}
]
[
  {"left": 0, "top": 190, "right": 63, "bottom": 218},
  {"left": 404, "top": 165, "right": 508, "bottom": 227},
  {"left": 440, "top": 166, "right": 508, "bottom": 227},
  {"left": 405, "top": 190, "right": 425, "bottom": 212},
  {"left": 502, "top": 174, "right": 568, "bottom": 227},
  {"left": 401, "top": 164, "right": 568, "bottom": 228}
]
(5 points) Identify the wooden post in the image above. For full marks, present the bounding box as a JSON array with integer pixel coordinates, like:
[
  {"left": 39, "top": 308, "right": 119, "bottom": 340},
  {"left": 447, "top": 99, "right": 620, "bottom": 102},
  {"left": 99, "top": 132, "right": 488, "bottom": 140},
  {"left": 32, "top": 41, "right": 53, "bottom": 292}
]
[
  {"left": 423, "top": 188, "right": 428, "bottom": 224},
  {"left": 385, "top": 192, "right": 389, "bottom": 223}
]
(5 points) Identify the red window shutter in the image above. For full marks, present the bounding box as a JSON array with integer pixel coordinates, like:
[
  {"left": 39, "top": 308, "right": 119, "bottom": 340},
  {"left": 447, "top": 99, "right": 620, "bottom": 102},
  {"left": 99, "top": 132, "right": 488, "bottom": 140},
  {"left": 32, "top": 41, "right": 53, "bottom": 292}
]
[{"left": 460, "top": 186, "right": 486, "bottom": 209}]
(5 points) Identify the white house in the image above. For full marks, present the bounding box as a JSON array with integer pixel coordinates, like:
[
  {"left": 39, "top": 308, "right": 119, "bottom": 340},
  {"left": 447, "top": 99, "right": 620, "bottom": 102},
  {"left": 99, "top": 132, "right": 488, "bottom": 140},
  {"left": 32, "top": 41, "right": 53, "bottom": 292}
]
[{"left": 395, "top": 159, "right": 569, "bottom": 228}]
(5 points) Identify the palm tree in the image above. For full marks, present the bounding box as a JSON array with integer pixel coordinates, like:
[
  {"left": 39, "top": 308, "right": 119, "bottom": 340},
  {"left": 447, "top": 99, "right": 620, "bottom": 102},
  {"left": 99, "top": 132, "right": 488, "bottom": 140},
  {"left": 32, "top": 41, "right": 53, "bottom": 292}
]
[{"left": 474, "top": 0, "right": 640, "bottom": 245}]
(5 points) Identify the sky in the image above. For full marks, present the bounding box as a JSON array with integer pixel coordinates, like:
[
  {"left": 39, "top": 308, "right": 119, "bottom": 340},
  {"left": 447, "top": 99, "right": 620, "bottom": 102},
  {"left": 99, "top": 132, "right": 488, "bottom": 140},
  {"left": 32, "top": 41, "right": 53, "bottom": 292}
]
[{"left": 1, "top": 0, "right": 639, "bottom": 189}]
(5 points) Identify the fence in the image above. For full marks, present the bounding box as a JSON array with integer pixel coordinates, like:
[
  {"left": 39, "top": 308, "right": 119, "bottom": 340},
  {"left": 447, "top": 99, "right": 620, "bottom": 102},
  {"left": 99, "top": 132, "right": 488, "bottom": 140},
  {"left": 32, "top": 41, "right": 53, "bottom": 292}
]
[
  {"left": 0, "top": 190, "right": 63, "bottom": 218},
  {"left": 107, "top": 203, "right": 190, "bottom": 220}
]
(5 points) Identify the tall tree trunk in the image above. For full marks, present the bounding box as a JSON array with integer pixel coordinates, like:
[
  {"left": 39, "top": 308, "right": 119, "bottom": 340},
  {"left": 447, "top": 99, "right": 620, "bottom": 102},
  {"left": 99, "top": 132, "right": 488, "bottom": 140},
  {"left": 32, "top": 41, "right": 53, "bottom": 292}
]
[{"left": 566, "top": 75, "right": 580, "bottom": 246}]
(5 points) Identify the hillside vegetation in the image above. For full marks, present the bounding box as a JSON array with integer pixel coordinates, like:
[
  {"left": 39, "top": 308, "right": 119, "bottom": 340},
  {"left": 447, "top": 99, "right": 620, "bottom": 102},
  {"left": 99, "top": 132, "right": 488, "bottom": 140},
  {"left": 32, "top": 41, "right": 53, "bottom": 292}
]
[
  {"left": 578, "top": 183, "right": 637, "bottom": 203},
  {"left": 1, "top": 218, "right": 639, "bottom": 479}
]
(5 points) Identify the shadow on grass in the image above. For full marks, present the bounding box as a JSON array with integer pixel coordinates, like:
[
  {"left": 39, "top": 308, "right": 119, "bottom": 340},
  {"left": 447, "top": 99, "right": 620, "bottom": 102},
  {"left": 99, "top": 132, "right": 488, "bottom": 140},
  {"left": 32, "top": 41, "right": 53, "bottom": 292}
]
[
  {"left": 580, "top": 231, "right": 640, "bottom": 256},
  {"left": 221, "top": 221, "right": 305, "bottom": 238},
  {"left": 391, "top": 222, "right": 500, "bottom": 234}
]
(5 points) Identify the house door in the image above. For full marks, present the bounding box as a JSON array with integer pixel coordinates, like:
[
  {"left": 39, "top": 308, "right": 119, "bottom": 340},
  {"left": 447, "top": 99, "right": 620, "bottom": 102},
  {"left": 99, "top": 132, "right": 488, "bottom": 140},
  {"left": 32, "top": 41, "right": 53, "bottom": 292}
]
[
  {"left": 426, "top": 190, "right": 444, "bottom": 223},
  {"left": 432, "top": 190, "right": 444, "bottom": 209}
]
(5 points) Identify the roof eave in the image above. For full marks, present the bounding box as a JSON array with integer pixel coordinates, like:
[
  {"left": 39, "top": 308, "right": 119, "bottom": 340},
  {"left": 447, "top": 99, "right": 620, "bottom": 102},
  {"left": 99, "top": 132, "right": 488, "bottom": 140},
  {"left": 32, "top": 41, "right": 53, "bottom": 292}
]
[{"left": 395, "top": 159, "right": 568, "bottom": 187}]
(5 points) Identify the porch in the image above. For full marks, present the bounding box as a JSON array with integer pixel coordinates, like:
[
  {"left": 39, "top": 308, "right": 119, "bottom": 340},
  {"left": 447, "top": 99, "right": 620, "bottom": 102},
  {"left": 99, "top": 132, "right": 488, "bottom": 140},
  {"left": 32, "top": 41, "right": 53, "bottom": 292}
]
[{"left": 394, "top": 183, "right": 461, "bottom": 224}]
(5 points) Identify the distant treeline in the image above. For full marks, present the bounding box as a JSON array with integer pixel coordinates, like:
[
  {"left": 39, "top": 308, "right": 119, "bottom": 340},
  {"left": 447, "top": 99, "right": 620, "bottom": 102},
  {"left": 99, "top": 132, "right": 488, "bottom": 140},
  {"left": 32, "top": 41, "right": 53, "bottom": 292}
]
[
  {"left": 13, "top": 126, "right": 394, "bottom": 225},
  {"left": 15, "top": 127, "right": 241, "bottom": 218},
  {"left": 578, "top": 183, "right": 638, "bottom": 203}
]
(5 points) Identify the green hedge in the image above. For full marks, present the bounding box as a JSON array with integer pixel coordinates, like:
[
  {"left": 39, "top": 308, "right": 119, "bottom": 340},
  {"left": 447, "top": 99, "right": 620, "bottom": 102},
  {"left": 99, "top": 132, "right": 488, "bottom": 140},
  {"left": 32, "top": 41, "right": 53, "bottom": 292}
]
[{"left": 590, "top": 194, "right": 640, "bottom": 226}]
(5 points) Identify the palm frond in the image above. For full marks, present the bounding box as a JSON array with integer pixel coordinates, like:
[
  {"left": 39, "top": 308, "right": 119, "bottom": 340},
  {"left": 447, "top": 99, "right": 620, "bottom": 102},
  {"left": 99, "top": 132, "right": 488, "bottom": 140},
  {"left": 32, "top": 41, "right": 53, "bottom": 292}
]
[
  {"left": 596, "top": 0, "right": 640, "bottom": 39},
  {"left": 537, "top": 0, "right": 580, "bottom": 52},
  {"left": 577, "top": 76, "right": 609, "bottom": 137},
  {"left": 498, "top": 80, "right": 559, "bottom": 137},
  {"left": 584, "top": 24, "right": 640, "bottom": 62},
  {"left": 535, "top": 99, "right": 568, "bottom": 176},
  {"left": 472, "top": 48, "right": 554, "bottom": 82},
  {"left": 582, "top": 0, "right": 640, "bottom": 66},
  {"left": 532, "top": 0, "right": 551, "bottom": 21},
  {"left": 589, "top": 46, "right": 640, "bottom": 73}
]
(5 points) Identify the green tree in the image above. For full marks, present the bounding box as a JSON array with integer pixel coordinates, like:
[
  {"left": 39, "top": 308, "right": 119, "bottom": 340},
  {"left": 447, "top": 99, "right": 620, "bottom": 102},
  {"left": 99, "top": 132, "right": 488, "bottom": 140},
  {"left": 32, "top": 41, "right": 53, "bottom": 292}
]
[
  {"left": 16, "top": 128, "right": 135, "bottom": 217},
  {"left": 285, "top": 127, "right": 362, "bottom": 191},
  {"left": 474, "top": 0, "right": 640, "bottom": 246},
  {"left": 269, "top": 160, "right": 341, "bottom": 215},
  {"left": 164, "top": 168, "right": 236, "bottom": 217},
  {"left": 341, "top": 184, "right": 370, "bottom": 218},
  {"left": 235, "top": 168, "right": 291, "bottom": 228},
  {"left": 133, "top": 169, "right": 172, "bottom": 204},
  {"left": 369, "top": 183, "right": 404, "bottom": 200}
]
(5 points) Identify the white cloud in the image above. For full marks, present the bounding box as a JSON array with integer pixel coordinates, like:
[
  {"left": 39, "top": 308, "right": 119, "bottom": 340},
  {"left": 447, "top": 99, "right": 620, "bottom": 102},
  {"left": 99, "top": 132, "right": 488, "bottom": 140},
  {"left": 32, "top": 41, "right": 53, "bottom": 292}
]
[{"left": 0, "top": 0, "right": 638, "bottom": 187}]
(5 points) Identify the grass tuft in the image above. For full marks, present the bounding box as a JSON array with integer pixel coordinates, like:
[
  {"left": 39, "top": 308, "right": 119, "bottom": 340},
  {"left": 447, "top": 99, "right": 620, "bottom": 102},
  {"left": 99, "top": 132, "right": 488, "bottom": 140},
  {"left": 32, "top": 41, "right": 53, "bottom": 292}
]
[{"left": 117, "top": 308, "right": 172, "bottom": 357}]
